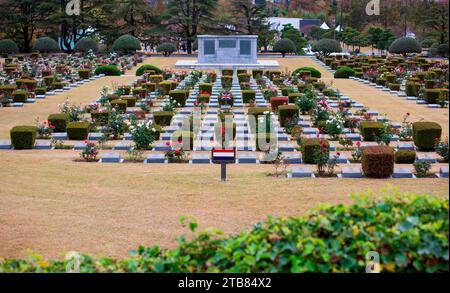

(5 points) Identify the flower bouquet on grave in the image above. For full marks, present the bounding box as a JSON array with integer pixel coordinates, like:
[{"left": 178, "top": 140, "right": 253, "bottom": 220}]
[
  {"left": 80, "top": 140, "right": 99, "bottom": 162},
  {"left": 219, "top": 90, "right": 233, "bottom": 107},
  {"left": 35, "top": 117, "right": 54, "bottom": 139},
  {"left": 263, "top": 86, "right": 278, "bottom": 101},
  {"left": 164, "top": 141, "right": 187, "bottom": 163}
]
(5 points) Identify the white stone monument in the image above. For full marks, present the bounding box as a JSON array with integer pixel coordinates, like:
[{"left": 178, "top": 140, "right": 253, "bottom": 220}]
[{"left": 176, "top": 35, "right": 279, "bottom": 70}]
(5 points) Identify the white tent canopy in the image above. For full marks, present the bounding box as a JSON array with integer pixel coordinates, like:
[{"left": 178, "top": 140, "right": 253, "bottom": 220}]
[
  {"left": 335, "top": 25, "right": 342, "bottom": 32},
  {"left": 320, "top": 22, "right": 330, "bottom": 30}
]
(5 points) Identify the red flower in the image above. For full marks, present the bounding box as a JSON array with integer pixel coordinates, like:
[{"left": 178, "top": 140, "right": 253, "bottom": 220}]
[
  {"left": 175, "top": 149, "right": 180, "bottom": 155},
  {"left": 406, "top": 112, "right": 410, "bottom": 116},
  {"left": 337, "top": 152, "right": 341, "bottom": 156},
  {"left": 84, "top": 140, "right": 88, "bottom": 144},
  {"left": 221, "top": 127, "right": 225, "bottom": 135},
  {"left": 356, "top": 141, "right": 361, "bottom": 147},
  {"left": 166, "top": 141, "right": 171, "bottom": 146}
]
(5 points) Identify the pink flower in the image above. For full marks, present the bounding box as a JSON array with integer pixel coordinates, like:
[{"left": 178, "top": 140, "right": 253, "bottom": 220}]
[
  {"left": 84, "top": 140, "right": 88, "bottom": 144},
  {"left": 166, "top": 141, "right": 171, "bottom": 146},
  {"left": 175, "top": 149, "right": 180, "bottom": 155},
  {"left": 356, "top": 141, "right": 361, "bottom": 147}
]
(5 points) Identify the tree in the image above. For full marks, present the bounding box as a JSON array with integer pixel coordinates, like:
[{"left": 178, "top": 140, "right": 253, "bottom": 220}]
[
  {"left": 417, "top": 1, "right": 449, "bottom": 45},
  {"left": 312, "top": 38, "right": 341, "bottom": 56},
  {"left": 156, "top": 43, "right": 177, "bottom": 56},
  {"left": 376, "top": 28, "right": 396, "bottom": 54},
  {"left": 115, "top": 0, "right": 155, "bottom": 37},
  {"left": 273, "top": 39, "right": 296, "bottom": 57},
  {"left": 163, "top": 0, "right": 218, "bottom": 54},
  {"left": 32, "top": 37, "right": 60, "bottom": 53},
  {"left": 0, "top": 0, "right": 48, "bottom": 52},
  {"left": 111, "top": 34, "right": 141, "bottom": 54},
  {"left": 0, "top": 39, "right": 20, "bottom": 54},
  {"left": 281, "top": 24, "right": 307, "bottom": 54},
  {"left": 366, "top": 27, "right": 382, "bottom": 53}
]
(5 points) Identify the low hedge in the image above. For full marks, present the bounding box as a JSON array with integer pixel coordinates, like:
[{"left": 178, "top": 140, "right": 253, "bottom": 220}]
[
  {"left": 67, "top": 122, "right": 90, "bottom": 140},
  {"left": 136, "top": 65, "right": 163, "bottom": 76},
  {"left": 222, "top": 69, "right": 234, "bottom": 76},
  {"left": 91, "top": 111, "right": 110, "bottom": 125},
  {"left": 288, "top": 93, "right": 301, "bottom": 104},
  {"left": 94, "top": 65, "right": 121, "bottom": 76},
  {"left": 153, "top": 111, "right": 174, "bottom": 126},
  {"left": 199, "top": 83, "right": 213, "bottom": 94},
  {"left": 361, "top": 146, "right": 394, "bottom": 178},
  {"left": 423, "top": 89, "right": 441, "bottom": 104},
  {"left": 302, "top": 138, "right": 329, "bottom": 164},
  {"left": 78, "top": 69, "right": 91, "bottom": 80},
  {"left": 169, "top": 90, "right": 189, "bottom": 107},
  {"left": 10, "top": 126, "right": 37, "bottom": 149},
  {"left": 388, "top": 83, "right": 401, "bottom": 91},
  {"left": 405, "top": 82, "right": 420, "bottom": 96},
  {"left": 48, "top": 113, "right": 69, "bottom": 132},
  {"left": 122, "top": 96, "right": 137, "bottom": 107},
  {"left": 278, "top": 105, "right": 299, "bottom": 127},
  {"left": 197, "top": 94, "right": 210, "bottom": 104},
  {"left": 237, "top": 73, "right": 251, "bottom": 83},
  {"left": 270, "top": 96, "right": 288, "bottom": 111},
  {"left": 334, "top": 67, "right": 355, "bottom": 78},
  {"left": 12, "top": 91, "right": 28, "bottom": 102},
  {"left": 34, "top": 87, "right": 47, "bottom": 95},
  {"left": 242, "top": 90, "right": 256, "bottom": 104},
  {"left": 412, "top": 122, "right": 442, "bottom": 151},
  {"left": 52, "top": 82, "right": 64, "bottom": 90},
  {"left": 110, "top": 99, "right": 127, "bottom": 113},
  {"left": 252, "top": 70, "right": 263, "bottom": 78},
  {"left": 395, "top": 150, "right": 416, "bottom": 164},
  {"left": 0, "top": 192, "right": 447, "bottom": 273},
  {"left": 360, "top": 121, "right": 384, "bottom": 141}
]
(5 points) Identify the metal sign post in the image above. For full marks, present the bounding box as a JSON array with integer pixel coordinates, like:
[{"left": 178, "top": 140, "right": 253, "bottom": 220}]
[{"left": 211, "top": 148, "right": 236, "bottom": 182}]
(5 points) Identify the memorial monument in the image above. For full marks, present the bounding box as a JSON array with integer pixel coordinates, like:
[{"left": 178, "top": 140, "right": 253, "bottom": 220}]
[{"left": 176, "top": 35, "right": 279, "bottom": 70}]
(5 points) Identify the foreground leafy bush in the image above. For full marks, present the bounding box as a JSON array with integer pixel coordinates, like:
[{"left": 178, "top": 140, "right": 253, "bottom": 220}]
[
  {"left": 292, "top": 67, "right": 322, "bottom": 78},
  {"left": 1, "top": 190, "right": 447, "bottom": 273}
]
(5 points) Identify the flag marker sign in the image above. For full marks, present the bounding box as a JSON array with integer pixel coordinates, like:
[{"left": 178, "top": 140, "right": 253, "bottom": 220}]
[{"left": 211, "top": 148, "right": 236, "bottom": 182}]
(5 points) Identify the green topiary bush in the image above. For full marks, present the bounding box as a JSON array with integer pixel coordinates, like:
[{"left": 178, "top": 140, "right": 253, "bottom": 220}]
[
  {"left": 122, "top": 96, "right": 137, "bottom": 107},
  {"left": 110, "top": 99, "right": 127, "bottom": 113},
  {"left": 10, "top": 126, "right": 37, "bottom": 149},
  {"left": 437, "top": 44, "right": 449, "bottom": 58},
  {"left": 153, "top": 111, "right": 174, "bottom": 126},
  {"left": 302, "top": 138, "right": 329, "bottom": 164},
  {"left": 32, "top": 37, "right": 60, "bottom": 53},
  {"left": 421, "top": 38, "right": 437, "bottom": 48},
  {"left": 242, "top": 90, "right": 256, "bottom": 104},
  {"left": 360, "top": 121, "right": 384, "bottom": 141},
  {"left": 12, "top": 91, "right": 28, "bottom": 102},
  {"left": 278, "top": 105, "right": 299, "bottom": 127},
  {"left": 156, "top": 43, "right": 177, "bottom": 57},
  {"left": 67, "top": 122, "right": 90, "bottom": 140},
  {"left": 334, "top": 67, "right": 355, "bottom": 79},
  {"left": 169, "top": 90, "right": 189, "bottom": 107},
  {"left": 395, "top": 150, "right": 417, "bottom": 164},
  {"left": 405, "top": 82, "right": 420, "bottom": 96},
  {"left": 94, "top": 65, "right": 121, "bottom": 76},
  {"left": 78, "top": 69, "right": 91, "bottom": 80},
  {"left": 34, "top": 87, "right": 46, "bottom": 95},
  {"left": 112, "top": 34, "right": 141, "bottom": 53},
  {"left": 199, "top": 83, "right": 213, "bottom": 93},
  {"left": 273, "top": 39, "right": 296, "bottom": 57},
  {"left": 48, "top": 113, "right": 69, "bottom": 132},
  {"left": 252, "top": 70, "right": 263, "bottom": 78},
  {"left": 423, "top": 89, "right": 441, "bottom": 104},
  {"left": 292, "top": 67, "right": 322, "bottom": 78},
  {"left": 136, "top": 65, "right": 163, "bottom": 76},
  {"left": 222, "top": 69, "right": 234, "bottom": 76},
  {"left": 74, "top": 37, "right": 98, "bottom": 53},
  {"left": 0, "top": 39, "right": 19, "bottom": 54},
  {"left": 389, "top": 37, "right": 422, "bottom": 55},
  {"left": 412, "top": 122, "right": 442, "bottom": 151},
  {"left": 362, "top": 146, "right": 395, "bottom": 178},
  {"left": 288, "top": 93, "right": 301, "bottom": 104},
  {"left": 312, "top": 38, "right": 342, "bottom": 55}
]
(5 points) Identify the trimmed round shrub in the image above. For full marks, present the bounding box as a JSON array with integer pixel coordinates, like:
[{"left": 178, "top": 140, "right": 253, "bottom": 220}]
[
  {"left": 112, "top": 34, "right": 141, "bottom": 53},
  {"left": 273, "top": 39, "right": 296, "bottom": 57},
  {"left": 334, "top": 67, "right": 355, "bottom": 79},
  {"left": 278, "top": 105, "right": 299, "bottom": 127},
  {"left": 94, "top": 65, "right": 121, "bottom": 76},
  {"left": 48, "top": 114, "right": 69, "bottom": 132},
  {"left": 361, "top": 146, "right": 395, "bottom": 178},
  {"left": 67, "top": 122, "right": 90, "bottom": 140},
  {"left": 301, "top": 138, "right": 329, "bottom": 164},
  {"left": 136, "top": 64, "right": 163, "bottom": 76},
  {"left": 74, "top": 37, "right": 98, "bottom": 53},
  {"left": 395, "top": 150, "right": 417, "bottom": 164},
  {"left": 110, "top": 99, "right": 127, "bottom": 113},
  {"left": 153, "top": 111, "right": 174, "bottom": 126},
  {"left": 312, "top": 38, "right": 341, "bottom": 55},
  {"left": 32, "top": 37, "right": 60, "bottom": 53},
  {"left": 0, "top": 39, "right": 19, "bottom": 54},
  {"left": 437, "top": 44, "right": 449, "bottom": 58},
  {"left": 360, "top": 121, "right": 384, "bottom": 141},
  {"left": 156, "top": 43, "right": 177, "bottom": 57},
  {"left": 421, "top": 38, "right": 437, "bottom": 48},
  {"left": 412, "top": 122, "right": 442, "bottom": 151},
  {"left": 292, "top": 67, "right": 322, "bottom": 78},
  {"left": 10, "top": 126, "right": 37, "bottom": 149},
  {"left": 389, "top": 37, "right": 421, "bottom": 55},
  {"left": 405, "top": 82, "right": 420, "bottom": 97}
]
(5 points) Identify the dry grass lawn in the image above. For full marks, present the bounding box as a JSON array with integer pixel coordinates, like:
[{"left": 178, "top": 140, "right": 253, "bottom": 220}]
[{"left": 0, "top": 56, "right": 448, "bottom": 260}]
